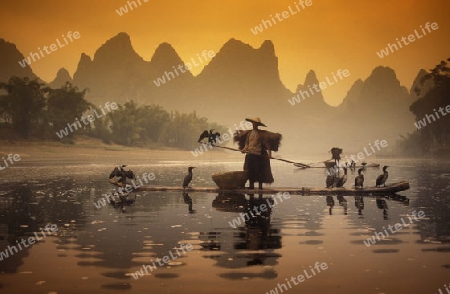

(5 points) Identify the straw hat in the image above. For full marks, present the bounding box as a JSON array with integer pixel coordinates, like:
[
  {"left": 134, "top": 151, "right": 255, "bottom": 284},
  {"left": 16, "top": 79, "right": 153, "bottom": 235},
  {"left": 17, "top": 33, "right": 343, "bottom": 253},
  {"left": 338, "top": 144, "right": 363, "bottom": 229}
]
[{"left": 245, "top": 117, "right": 267, "bottom": 127}]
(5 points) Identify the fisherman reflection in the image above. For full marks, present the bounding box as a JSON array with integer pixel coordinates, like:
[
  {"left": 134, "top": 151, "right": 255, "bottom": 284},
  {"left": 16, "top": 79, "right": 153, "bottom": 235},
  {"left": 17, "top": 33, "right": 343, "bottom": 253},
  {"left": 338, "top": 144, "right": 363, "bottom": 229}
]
[
  {"left": 354, "top": 195, "right": 364, "bottom": 216},
  {"left": 326, "top": 196, "right": 335, "bottom": 215},
  {"left": 245, "top": 194, "right": 272, "bottom": 228},
  {"left": 376, "top": 196, "right": 388, "bottom": 220},
  {"left": 183, "top": 192, "right": 196, "bottom": 213},
  {"left": 209, "top": 193, "right": 281, "bottom": 270},
  {"left": 236, "top": 194, "right": 281, "bottom": 266},
  {"left": 337, "top": 195, "right": 348, "bottom": 215}
]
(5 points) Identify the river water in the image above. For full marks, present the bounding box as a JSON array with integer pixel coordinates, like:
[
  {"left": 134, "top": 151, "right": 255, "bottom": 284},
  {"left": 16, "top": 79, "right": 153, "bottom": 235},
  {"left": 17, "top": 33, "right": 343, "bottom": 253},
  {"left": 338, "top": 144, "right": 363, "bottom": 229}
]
[{"left": 1, "top": 158, "right": 450, "bottom": 294}]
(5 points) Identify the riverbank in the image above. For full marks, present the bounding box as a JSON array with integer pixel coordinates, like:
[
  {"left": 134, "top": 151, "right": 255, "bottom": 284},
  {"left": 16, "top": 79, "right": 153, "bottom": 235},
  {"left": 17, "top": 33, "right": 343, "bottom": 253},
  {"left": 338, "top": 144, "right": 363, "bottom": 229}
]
[{"left": 0, "top": 136, "right": 242, "bottom": 166}]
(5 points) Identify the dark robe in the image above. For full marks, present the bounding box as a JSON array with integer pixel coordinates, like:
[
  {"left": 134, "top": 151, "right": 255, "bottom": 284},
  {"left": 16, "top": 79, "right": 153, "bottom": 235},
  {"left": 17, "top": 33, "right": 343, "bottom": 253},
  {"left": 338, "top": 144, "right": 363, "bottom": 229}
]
[{"left": 234, "top": 130, "right": 282, "bottom": 184}]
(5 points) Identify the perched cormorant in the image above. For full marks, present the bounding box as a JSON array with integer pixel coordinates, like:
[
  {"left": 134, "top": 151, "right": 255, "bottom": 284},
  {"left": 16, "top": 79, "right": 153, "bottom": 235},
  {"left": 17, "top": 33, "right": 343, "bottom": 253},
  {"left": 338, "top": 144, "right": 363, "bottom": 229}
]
[
  {"left": 183, "top": 167, "right": 196, "bottom": 189},
  {"left": 336, "top": 167, "right": 348, "bottom": 187},
  {"left": 355, "top": 168, "right": 364, "bottom": 188},
  {"left": 376, "top": 166, "right": 389, "bottom": 187},
  {"left": 197, "top": 129, "right": 221, "bottom": 145}
]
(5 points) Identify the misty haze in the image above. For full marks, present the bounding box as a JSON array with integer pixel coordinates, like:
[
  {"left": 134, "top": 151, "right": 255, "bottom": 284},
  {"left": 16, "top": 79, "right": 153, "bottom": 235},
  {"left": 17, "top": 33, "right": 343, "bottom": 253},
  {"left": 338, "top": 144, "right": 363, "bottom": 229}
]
[{"left": 0, "top": 1, "right": 449, "bottom": 294}]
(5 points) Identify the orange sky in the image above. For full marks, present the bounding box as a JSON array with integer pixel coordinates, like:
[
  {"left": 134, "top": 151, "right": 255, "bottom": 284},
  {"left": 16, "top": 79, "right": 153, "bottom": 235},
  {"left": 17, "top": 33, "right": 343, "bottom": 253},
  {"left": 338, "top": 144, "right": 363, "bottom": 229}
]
[{"left": 1, "top": 0, "right": 448, "bottom": 106}]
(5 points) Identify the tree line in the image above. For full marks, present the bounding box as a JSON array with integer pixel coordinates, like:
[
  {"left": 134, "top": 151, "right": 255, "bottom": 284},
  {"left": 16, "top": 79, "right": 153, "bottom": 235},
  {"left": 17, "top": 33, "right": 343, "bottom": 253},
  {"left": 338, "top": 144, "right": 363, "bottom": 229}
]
[
  {"left": 0, "top": 76, "right": 225, "bottom": 150},
  {"left": 397, "top": 58, "right": 450, "bottom": 156}
]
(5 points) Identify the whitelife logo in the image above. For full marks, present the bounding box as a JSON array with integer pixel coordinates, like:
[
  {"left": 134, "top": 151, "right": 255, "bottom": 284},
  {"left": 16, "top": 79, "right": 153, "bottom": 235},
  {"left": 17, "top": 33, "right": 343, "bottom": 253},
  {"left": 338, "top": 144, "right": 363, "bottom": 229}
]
[
  {"left": 228, "top": 192, "right": 290, "bottom": 229},
  {"left": 55, "top": 102, "right": 118, "bottom": 139},
  {"left": 250, "top": 0, "right": 313, "bottom": 35},
  {"left": 130, "top": 243, "right": 193, "bottom": 280},
  {"left": 363, "top": 210, "right": 425, "bottom": 247},
  {"left": 18, "top": 31, "right": 81, "bottom": 68},
  {"left": 414, "top": 104, "right": 450, "bottom": 130},
  {"left": 153, "top": 50, "right": 215, "bottom": 87},
  {"left": 116, "top": 0, "right": 149, "bottom": 16},
  {"left": 288, "top": 69, "right": 350, "bottom": 106},
  {"left": 376, "top": 22, "right": 439, "bottom": 59},
  {"left": 0, "top": 224, "right": 58, "bottom": 261},
  {"left": 0, "top": 153, "right": 21, "bottom": 171}
]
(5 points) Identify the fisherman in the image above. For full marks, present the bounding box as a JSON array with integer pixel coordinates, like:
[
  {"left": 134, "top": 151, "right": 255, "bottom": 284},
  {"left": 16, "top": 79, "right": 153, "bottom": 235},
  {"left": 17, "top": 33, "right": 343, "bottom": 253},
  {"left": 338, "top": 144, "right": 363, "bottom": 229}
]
[{"left": 234, "top": 117, "right": 282, "bottom": 189}]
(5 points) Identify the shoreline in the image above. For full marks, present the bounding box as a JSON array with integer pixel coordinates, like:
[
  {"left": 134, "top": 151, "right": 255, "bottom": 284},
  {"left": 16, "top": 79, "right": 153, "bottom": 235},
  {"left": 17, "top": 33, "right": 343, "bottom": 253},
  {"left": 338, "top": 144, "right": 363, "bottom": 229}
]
[
  {"left": 0, "top": 137, "right": 244, "bottom": 166},
  {"left": 1, "top": 137, "right": 449, "bottom": 167}
]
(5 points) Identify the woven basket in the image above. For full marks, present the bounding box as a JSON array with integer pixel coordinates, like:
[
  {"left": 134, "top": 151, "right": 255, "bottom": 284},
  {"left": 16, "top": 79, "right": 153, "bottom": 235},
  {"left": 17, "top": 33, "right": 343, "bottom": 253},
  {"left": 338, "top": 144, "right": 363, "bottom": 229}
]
[{"left": 212, "top": 171, "right": 249, "bottom": 189}]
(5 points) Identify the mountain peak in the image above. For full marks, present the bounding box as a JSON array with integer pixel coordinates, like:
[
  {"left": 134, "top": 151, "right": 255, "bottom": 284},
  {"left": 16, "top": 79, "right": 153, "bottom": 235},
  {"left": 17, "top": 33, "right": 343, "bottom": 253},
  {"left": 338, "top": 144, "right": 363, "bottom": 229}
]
[
  {"left": 93, "top": 32, "right": 142, "bottom": 63},
  {"left": 370, "top": 66, "right": 397, "bottom": 81},
  {"left": 0, "top": 38, "right": 36, "bottom": 82},
  {"left": 305, "top": 70, "right": 318, "bottom": 84},
  {"left": 221, "top": 38, "right": 253, "bottom": 52},
  {"left": 150, "top": 42, "right": 179, "bottom": 63},
  {"left": 49, "top": 67, "right": 72, "bottom": 88},
  {"left": 198, "top": 38, "right": 281, "bottom": 86},
  {"left": 260, "top": 40, "right": 275, "bottom": 54}
]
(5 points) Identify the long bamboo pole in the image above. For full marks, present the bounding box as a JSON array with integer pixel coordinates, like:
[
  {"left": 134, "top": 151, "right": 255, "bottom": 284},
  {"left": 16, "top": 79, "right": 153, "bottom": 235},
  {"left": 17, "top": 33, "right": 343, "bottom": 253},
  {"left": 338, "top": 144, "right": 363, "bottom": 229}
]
[{"left": 212, "top": 145, "right": 311, "bottom": 168}]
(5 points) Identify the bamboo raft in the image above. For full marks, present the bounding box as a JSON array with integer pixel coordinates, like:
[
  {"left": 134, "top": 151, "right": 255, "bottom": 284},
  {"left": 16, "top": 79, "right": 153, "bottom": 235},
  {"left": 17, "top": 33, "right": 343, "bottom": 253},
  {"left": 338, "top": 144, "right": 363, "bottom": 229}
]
[{"left": 135, "top": 181, "right": 410, "bottom": 196}]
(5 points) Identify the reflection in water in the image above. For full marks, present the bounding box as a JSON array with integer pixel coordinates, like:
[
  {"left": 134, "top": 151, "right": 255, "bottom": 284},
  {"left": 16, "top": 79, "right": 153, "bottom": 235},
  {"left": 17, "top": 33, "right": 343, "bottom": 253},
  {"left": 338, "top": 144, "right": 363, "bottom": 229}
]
[
  {"left": 376, "top": 196, "right": 389, "bottom": 220},
  {"left": 0, "top": 180, "right": 86, "bottom": 273},
  {"left": 326, "top": 195, "right": 349, "bottom": 215},
  {"left": 326, "top": 196, "right": 335, "bottom": 215},
  {"left": 210, "top": 193, "right": 281, "bottom": 278},
  {"left": 337, "top": 195, "right": 348, "bottom": 215},
  {"left": 354, "top": 196, "right": 365, "bottom": 216},
  {"left": 183, "top": 192, "right": 195, "bottom": 213},
  {"left": 1, "top": 159, "right": 450, "bottom": 293}
]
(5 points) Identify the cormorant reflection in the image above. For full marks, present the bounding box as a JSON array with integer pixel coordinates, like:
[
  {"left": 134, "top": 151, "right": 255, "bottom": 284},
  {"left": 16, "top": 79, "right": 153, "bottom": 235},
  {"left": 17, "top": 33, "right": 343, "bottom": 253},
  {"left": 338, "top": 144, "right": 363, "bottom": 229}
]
[
  {"left": 328, "top": 194, "right": 409, "bottom": 218},
  {"left": 326, "top": 196, "right": 348, "bottom": 215},
  {"left": 376, "top": 196, "right": 389, "bottom": 220},
  {"left": 337, "top": 195, "right": 348, "bottom": 215},
  {"left": 354, "top": 195, "right": 364, "bottom": 216},
  {"left": 183, "top": 192, "right": 195, "bottom": 213}
]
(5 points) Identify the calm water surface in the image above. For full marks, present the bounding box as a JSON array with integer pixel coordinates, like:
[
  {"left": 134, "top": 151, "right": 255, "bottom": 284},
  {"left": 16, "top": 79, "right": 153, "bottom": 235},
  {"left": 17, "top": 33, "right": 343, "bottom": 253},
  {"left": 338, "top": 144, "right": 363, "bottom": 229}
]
[{"left": 1, "top": 158, "right": 450, "bottom": 294}]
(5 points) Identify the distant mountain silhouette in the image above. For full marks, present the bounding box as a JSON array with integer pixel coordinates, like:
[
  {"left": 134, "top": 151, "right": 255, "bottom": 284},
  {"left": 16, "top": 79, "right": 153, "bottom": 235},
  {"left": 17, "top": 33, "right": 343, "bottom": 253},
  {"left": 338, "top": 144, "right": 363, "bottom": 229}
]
[
  {"left": 0, "top": 38, "right": 37, "bottom": 83},
  {"left": 290, "top": 70, "right": 334, "bottom": 114},
  {"left": 331, "top": 66, "right": 415, "bottom": 154},
  {"left": 0, "top": 33, "right": 421, "bottom": 156},
  {"left": 342, "top": 66, "right": 410, "bottom": 110},
  {"left": 339, "top": 79, "right": 363, "bottom": 112},
  {"left": 49, "top": 68, "right": 72, "bottom": 88},
  {"left": 193, "top": 38, "right": 291, "bottom": 123},
  {"left": 73, "top": 32, "right": 150, "bottom": 105}
]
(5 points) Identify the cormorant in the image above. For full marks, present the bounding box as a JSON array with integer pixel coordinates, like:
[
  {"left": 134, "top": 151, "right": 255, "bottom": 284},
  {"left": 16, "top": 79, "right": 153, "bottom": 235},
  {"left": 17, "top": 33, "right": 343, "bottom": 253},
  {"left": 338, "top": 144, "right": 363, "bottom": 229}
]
[
  {"left": 336, "top": 167, "right": 348, "bottom": 187},
  {"left": 376, "top": 166, "right": 389, "bottom": 187},
  {"left": 183, "top": 167, "right": 195, "bottom": 189},
  {"left": 355, "top": 168, "right": 364, "bottom": 188},
  {"left": 197, "top": 129, "right": 220, "bottom": 145}
]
